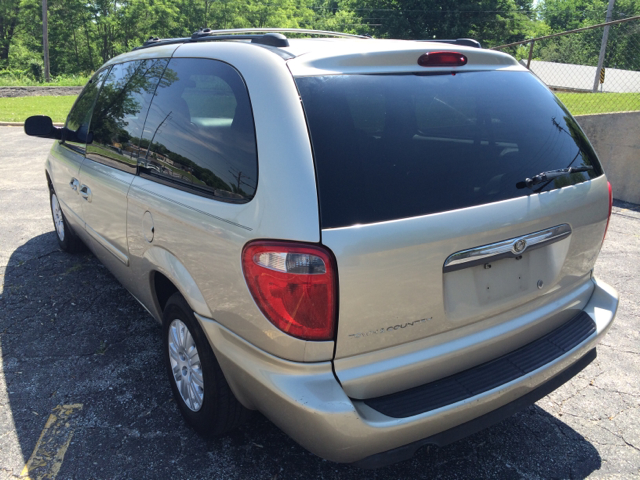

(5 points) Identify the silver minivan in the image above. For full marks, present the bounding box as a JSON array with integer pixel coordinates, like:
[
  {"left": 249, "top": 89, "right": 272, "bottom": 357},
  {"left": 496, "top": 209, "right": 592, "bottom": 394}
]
[{"left": 25, "top": 29, "right": 618, "bottom": 467}]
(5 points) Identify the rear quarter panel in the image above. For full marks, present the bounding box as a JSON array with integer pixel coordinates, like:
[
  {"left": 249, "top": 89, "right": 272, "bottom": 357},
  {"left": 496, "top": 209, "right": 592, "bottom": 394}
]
[{"left": 125, "top": 42, "right": 334, "bottom": 362}]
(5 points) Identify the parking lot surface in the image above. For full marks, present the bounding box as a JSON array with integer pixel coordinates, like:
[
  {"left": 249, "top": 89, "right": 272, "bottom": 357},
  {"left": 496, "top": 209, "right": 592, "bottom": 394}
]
[{"left": 1, "top": 126, "right": 639, "bottom": 479}]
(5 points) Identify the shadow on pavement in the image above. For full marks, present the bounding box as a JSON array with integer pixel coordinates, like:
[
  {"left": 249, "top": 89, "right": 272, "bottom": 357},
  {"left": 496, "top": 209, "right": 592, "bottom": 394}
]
[{"left": 1, "top": 233, "right": 602, "bottom": 478}]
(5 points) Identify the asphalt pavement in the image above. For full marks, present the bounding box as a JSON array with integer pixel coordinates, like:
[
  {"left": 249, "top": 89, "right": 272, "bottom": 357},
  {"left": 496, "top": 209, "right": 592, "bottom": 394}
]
[{"left": 1, "top": 126, "right": 639, "bottom": 479}]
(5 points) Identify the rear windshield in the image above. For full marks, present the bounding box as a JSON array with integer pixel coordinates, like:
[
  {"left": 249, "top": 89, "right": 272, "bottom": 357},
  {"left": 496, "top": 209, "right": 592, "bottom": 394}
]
[{"left": 296, "top": 71, "right": 603, "bottom": 229}]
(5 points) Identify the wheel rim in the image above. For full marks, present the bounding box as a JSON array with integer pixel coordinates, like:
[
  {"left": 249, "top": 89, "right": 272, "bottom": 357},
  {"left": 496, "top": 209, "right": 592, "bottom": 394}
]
[
  {"left": 168, "top": 319, "right": 204, "bottom": 411},
  {"left": 51, "top": 193, "right": 65, "bottom": 241}
]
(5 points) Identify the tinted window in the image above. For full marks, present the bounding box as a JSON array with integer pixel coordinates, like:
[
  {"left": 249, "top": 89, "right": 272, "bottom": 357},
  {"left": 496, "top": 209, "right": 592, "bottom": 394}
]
[
  {"left": 139, "top": 58, "right": 257, "bottom": 202},
  {"left": 87, "top": 58, "right": 168, "bottom": 173},
  {"left": 64, "top": 68, "right": 109, "bottom": 151},
  {"left": 296, "top": 71, "right": 603, "bottom": 229}
]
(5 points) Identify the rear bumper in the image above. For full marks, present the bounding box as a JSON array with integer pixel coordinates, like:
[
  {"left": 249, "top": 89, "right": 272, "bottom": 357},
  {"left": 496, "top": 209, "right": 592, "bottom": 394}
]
[
  {"left": 196, "top": 277, "right": 618, "bottom": 465},
  {"left": 354, "top": 348, "right": 597, "bottom": 469}
]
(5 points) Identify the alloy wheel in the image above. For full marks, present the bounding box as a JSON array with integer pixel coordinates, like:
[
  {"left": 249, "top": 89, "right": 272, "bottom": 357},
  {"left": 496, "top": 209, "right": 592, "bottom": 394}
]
[
  {"left": 51, "top": 193, "right": 65, "bottom": 241},
  {"left": 168, "top": 319, "right": 204, "bottom": 411}
]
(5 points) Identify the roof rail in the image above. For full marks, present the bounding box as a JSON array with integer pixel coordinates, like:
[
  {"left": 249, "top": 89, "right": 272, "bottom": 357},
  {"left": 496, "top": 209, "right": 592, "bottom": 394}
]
[
  {"left": 134, "top": 28, "right": 372, "bottom": 51},
  {"left": 417, "top": 38, "right": 482, "bottom": 48},
  {"left": 190, "top": 28, "right": 371, "bottom": 40},
  {"left": 190, "top": 30, "right": 291, "bottom": 46},
  {"left": 136, "top": 34, "right": 287, "bottom": 50}
]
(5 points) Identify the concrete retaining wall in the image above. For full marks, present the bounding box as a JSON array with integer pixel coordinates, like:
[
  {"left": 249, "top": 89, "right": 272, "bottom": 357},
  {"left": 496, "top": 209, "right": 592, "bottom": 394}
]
[{"left": 577, "top": 111, "right": 640, "bottom": 205}]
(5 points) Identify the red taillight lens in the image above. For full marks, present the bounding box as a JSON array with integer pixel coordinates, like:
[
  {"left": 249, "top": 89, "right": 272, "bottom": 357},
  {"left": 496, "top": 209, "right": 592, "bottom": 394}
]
[
  {"left": 242, "top": 241, "right": 337, "bottom": 341},
  {"left": 418, "top": 51, "right": 467, "bottom": 67},
  {"left": 603, "top": 181, "right": 613, "bottom": 243}
]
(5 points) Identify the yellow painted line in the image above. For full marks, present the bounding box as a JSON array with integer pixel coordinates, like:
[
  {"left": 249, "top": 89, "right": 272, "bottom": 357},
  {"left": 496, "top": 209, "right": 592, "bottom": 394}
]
[{"left": 20, "top": 404, "right": 83, "bottom": 480}]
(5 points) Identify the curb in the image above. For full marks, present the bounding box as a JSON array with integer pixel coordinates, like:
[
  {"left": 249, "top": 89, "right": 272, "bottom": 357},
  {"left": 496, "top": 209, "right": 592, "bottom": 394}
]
[{"left": 0, "top": 121, "right": 64, "bottom": 127}]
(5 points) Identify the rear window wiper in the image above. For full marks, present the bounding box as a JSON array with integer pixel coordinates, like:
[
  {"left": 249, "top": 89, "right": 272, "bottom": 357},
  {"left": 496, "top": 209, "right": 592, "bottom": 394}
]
[{"left": 516, "top": 166, "right": 593, "bottom": 189}]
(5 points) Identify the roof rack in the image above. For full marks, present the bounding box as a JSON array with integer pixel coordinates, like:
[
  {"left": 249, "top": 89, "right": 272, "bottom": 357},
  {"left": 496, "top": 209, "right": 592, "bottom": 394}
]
[
  {"left": 192, "top": 28, "right": 371, "bottom": 40},
  {"left": 135, "top": 28, "right": 371, "bottom": 51},
  {"left": 417, "top": 38, "right": 482, "bottom": 48}
]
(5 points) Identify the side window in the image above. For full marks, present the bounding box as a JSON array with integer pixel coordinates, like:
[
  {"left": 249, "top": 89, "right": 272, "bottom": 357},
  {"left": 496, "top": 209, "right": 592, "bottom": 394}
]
[
  {"left": 86, "top": 58, "right": 169, "bottom": 173},
  {"left": 139, "top": 58, "right": 258, "bottom": 202},
  {"left": 64, "top": 68, "right": 109, "bottom": 152}
]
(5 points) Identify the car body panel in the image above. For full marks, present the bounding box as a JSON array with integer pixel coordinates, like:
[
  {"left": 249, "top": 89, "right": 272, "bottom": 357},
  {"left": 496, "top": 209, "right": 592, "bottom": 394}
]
[
  {"left": 198, "top": 276, "right": 617, "bottom": 463},
  {"left": 126, "top": 175, "right": 334, "bottom": 362},
  {"left": 286, "top": 39, "right": 523, "bottom": 76},
  {"left": 47, "top": 142, "right": 86, "bottom": 231},
  {"left": 78, "top": 159, "right": 134, "bottom": 267},
  {"left": 335, "top": 276, "right": 594, "bottom": 399},
  {"left": 324, "top": 175, "right": 609, "bottom": 365}
]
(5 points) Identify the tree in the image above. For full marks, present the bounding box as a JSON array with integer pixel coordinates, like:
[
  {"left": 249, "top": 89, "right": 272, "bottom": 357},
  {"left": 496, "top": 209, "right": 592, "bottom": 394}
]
[
  {"left": 0, "top": 0, "right": 21, "bottom": 63},
  {"left": 535, "top": 0, "right": 640, "bottom": 69},
  {"left": 7, "top": 0, "right": 588, "bottom": 78},
  {"left": 349, "top": 0, "right": 536, "bottom": 45}
]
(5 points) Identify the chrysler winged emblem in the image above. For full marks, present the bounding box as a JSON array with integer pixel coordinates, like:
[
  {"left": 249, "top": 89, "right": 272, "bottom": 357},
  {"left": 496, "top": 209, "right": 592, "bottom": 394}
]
[{"left": 512, "top": 239, "right": 527, "bottom": 254}]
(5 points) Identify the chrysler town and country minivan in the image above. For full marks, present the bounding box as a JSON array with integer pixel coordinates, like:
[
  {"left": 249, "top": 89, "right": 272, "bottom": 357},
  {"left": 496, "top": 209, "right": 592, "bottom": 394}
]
[{"left": 25, "top": 28, "right": 618, "bottom": 467}]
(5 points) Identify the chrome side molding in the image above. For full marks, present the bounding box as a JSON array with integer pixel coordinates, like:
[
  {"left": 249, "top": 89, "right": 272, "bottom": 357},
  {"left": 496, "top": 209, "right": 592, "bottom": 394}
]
[{"left": 443, "top": 224, "right": 572, "bottom": 273}]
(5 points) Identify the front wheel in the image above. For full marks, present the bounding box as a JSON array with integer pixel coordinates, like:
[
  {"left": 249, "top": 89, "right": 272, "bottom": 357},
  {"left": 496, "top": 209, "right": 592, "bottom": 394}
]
[
  {"left": 49, "top": 190, "right": 84, "bottom": 253},
  {"left": 162, "top": 293, "right": 251, "bottom": 436}
]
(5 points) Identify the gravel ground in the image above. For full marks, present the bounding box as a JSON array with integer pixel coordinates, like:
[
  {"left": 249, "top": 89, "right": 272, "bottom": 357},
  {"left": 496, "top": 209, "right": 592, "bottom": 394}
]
[
  {"left": 0, "top": 126, "right": 639, "bottom": 479},
  {"left": 0, "top": 87, "right": 83, "bottom": 98}
]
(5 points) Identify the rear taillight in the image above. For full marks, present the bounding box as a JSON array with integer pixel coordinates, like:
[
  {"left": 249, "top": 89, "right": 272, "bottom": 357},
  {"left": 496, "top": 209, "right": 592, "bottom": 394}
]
[
  {"left": 603, "top": 181, "right": 613, "bottom": 243},
  {"left": 242, "top": 241, "right": 337, "bottom": 341},
  {"left": 418, "top": 51, "right": 467, "bottom": 67}
]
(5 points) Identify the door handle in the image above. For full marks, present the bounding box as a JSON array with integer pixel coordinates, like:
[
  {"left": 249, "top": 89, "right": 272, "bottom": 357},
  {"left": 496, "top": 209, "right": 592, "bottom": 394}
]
[
  {"left": 69, "top": 178, "right": 79, "bottom": 192},
  {"left": 79, "top": 184, "right": 92, "bottom": 203}
]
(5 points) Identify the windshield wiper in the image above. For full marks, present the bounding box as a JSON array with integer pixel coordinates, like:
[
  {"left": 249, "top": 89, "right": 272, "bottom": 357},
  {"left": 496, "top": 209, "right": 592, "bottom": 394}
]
[{"left": 516, "top": 166, "right": 593, "bottom": 189}]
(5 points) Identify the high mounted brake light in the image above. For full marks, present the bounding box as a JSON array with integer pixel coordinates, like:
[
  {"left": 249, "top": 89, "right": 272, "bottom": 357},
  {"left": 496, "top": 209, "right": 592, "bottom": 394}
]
[
  {"left": 418, "top": 51, "right": 467, "bottom": 67},
  {"left": 242, "top": 241, "right": 337, "bottom": 341}
]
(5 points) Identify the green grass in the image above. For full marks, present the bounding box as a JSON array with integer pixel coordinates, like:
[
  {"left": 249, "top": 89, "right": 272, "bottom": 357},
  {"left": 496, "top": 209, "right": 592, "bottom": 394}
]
[
  {"left": 0, "top": 95, "right": 76, "bottom": 123},
  {"left": 2, "top": 90, "right": 638, "bottom": 124},
  {"left": 0, "top": 75, "right": 90, "bottom": 87},
  {"left": 86, "top": 144, "right": 138, "bottom": 166},
  {"left": 556, "top": 92, "right": 640, "bottom": 116}
]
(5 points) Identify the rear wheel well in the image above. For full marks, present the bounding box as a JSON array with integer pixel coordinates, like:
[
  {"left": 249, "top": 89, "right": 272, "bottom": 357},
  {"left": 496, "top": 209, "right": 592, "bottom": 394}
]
[{"left": 154, "top": 272, "right": 179, "bottom": 313}]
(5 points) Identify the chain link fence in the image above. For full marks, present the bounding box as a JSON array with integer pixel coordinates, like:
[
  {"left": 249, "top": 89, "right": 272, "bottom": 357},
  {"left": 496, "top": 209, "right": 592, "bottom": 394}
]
[{"left": 493, "top": 16, "right": 640, "bottom": 116}]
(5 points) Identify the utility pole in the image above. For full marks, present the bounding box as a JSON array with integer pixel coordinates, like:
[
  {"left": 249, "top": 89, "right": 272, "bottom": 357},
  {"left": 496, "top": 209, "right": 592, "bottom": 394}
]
[
  {"left": 592, "top": 0, "right": 615, "bottom": 92},
  {"left": 42, "top": 0, "right": 50, "bottom": 82},
  {"left": 229, "top": 169, "right": 245, "bottom": 192}
]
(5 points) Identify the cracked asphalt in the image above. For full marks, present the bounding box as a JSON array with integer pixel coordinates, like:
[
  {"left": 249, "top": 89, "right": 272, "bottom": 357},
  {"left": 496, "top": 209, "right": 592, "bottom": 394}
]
[{"left": 1, "top": 126, "right": 639, "bottom": 479}]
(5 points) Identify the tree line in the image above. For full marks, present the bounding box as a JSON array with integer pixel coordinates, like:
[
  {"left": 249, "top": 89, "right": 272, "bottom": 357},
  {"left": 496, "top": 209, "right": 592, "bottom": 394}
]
[{"left": 1, "top": 0, "right": 638, "bottom": 80}]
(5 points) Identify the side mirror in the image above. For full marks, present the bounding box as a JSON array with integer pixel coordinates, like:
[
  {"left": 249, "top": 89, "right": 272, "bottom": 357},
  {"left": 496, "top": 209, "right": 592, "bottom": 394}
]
[
  {"left": 24, "top": 115, "right": 58, "bottom": 138},
  {"left": 73, "top": 124, "right": 93, "bottom": 144}
]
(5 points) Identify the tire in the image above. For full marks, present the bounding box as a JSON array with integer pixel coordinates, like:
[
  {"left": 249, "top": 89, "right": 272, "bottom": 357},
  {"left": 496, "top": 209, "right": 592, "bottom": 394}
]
[
  {"left": 49, "top": 188, "right": 84, "bottom": 253},
  {"left": 162, "top": 292, "right": 251, "bottom": 436}
]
